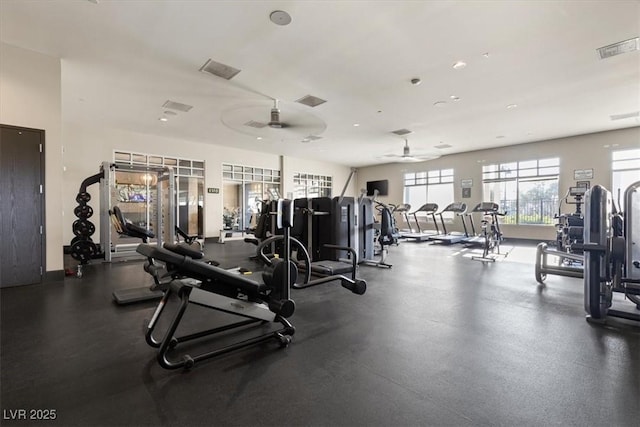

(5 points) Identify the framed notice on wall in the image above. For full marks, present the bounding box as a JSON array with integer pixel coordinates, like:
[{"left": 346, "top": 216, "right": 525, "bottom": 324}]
[{"left": 574, "top": 169, "right": 594, "bottom": 180}]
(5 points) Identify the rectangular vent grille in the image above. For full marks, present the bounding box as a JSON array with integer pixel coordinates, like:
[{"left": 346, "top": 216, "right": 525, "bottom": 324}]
[
  {"left": 434, "top": 143, "right": 452, "bottom": 149},
  {"left": 597, "top": 37, "right": 639, "bottom": 59},
  {"left": 244, "top": 120, "right": 268, "bottom": 128},
  {"left": 199, "top": 58, "right": 241, "bottom": 80},
  {"left": 162, "top": 100, "right": 193, "bottom": 112},
  {"left": 610, "top": 111, "right": 640, "bottom": 121},
  {"left": 391, "top": 128, "right": 413, "bottom": 136},
  {"left": 295, "top": 95, "right": 327, "bottom": 107}
]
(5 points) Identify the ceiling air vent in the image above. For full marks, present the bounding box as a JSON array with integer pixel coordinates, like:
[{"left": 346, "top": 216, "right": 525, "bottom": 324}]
[
  {"left": 434, "top": 143, "right": 452, "bottom": 149},
  {"left": 162, "top": 100, "right": 193, "bottom": 112},
  {"left": 244, "top": 120, "right": 268, "bottom": 128},
  {"left": 391, "top": 129, "right": 413, "bottom": 136},
  {"left": 199, "top": 59, "right": 242, "bottom": 80},
  {"left": 295, "top": 95, "right": 327, "bottom": 107},
  {"left": 597, "top": 37, "right": 639, "bottom": 59},
  {"left": 610, "top": 111, "right": 640, "bottom": 121}
]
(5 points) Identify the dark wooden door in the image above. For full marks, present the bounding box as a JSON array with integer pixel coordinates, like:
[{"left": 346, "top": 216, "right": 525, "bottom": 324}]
[{"left": 0, "top": 125, "right": 45, "bottom": 287}]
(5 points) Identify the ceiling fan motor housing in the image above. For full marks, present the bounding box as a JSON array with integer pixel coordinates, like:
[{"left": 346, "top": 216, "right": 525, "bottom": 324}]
[{"left": 269, "top": 107, "right": 282, "bottom": 128}]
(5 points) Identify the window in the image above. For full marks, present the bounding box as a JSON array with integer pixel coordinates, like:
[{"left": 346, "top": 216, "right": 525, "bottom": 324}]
[
  {"left": 404, "top": 169, "right": 454, "bottom": 218},
  {"left": 293, "top": 173, "right": 332, "bottom": 198},
  {"left": 222, "top": 163, "right": 281, "bottom": 231},
  {"left": 482, "top": 158, "right": 559, "bottom": 225},
  {"left": 612, "top": 148, "right": 640, "bottom": 201},
  {"left": 114, "top": 150, "right": 205, "bottom": 237}
]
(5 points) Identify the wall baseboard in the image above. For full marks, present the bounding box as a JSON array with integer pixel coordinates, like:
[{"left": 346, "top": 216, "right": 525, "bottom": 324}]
[{"left": 44, "top": 269, "right": 65, "bottom": 282}]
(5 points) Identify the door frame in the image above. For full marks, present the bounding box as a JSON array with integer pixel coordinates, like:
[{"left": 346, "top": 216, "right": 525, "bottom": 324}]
[{"left": 1, "top": 123, "right": 46, "bottom": 284}]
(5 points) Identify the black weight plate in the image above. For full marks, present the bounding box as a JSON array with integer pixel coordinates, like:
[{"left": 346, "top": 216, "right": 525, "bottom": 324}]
[
  {"left": 76, "top": 192, "right": 91, "bottom": 204},
  {"left": 72, "top": 219, "right": 96, "bottom": 237},
  {"left": 74, "top": 205, "right": 94, "bottom": 219},
  {"left": 70, "top": 236, "right": 93, "bottom": 247},
  {"left": 70, "top": 239, "right": 97, "bottom": 262}
]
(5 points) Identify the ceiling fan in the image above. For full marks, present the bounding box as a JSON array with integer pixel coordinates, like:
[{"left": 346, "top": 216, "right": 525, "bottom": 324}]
[
  {"left": 382, "top": 139, "right": 441, "bottom": 163},
  {"left": 266, "top": 99, "right": 289, "bottom": 129},
  {"left": 220, "top": 100, "right": 327, "bottom": 141}
]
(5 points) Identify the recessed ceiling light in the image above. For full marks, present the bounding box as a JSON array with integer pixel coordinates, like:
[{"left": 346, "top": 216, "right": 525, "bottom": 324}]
[
  {"left": 410, "top": 78, "right": 422, "bottom": 85},
  {"left": 377, "top": 110, "right": 383, "bottom": 113},
  {"left": 506, "top": 104, "right": 518, "bottom": 109},
  {"left": 270, "top": 10, "right": 292, "bottom": 26},
  {"left": 353, "top": 123, "right": 360, "bottom": 127},
  {"left": 256, "top": 137, "right": 262, "bottom": 140},
  {"left": 159, "top": 117, "right": 168, "bottom": 122},
  {"left": 452, "top": 61, "right": 467, "bottom": 69},
  {"left": 612, "top": 143, "right": 619, "bottom": 147},
  {"left": 433, "top": 101, "right": 447, "bottom": 107},
  {"left": 164, "top": 110, "right": 177, "bottom": 116},
  {"left": 482, "top": 52, "right": 489, "bottom": 58},
  {"left": 604, "top": 144, "right": 610, "bottom": 148},
  {"left": 450, "top": 95, "right": 460, "bottom": 101}
]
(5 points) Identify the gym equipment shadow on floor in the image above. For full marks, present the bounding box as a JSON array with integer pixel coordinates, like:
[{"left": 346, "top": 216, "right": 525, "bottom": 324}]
[{"left": 1, "top": 241, "right": 639, "bottom": 426}]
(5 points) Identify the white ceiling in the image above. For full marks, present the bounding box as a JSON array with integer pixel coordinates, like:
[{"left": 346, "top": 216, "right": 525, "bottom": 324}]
[{"left": 1, "top": 0, "right": 639, "bottom": 167}]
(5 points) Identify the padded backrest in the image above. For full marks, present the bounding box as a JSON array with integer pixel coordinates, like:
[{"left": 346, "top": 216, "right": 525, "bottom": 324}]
[{"left": 111, "top": 205, "right": 155, "bottom": 240}]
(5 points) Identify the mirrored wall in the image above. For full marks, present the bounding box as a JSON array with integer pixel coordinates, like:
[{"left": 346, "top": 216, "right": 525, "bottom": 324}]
[
  {"left": 222, "top": 164, "right": 281, "bottom": 232},
  {"left": 115, "top": 151, "right": 204, "bottom": 237}
]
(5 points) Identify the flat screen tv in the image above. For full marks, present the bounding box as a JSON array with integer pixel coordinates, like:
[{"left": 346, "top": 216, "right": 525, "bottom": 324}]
[{"left": 366, "top": 179, "right": 389, "bottom": 197}]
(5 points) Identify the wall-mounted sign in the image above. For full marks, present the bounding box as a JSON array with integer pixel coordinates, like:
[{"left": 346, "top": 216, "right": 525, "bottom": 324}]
[
  {"left": 574, "top": 169, "right": 594, "bottom": 180},
  {"left": 461, "top": 179, "right": 473, "bottom": 188},
  {"left": 207, "top": 187, "right": 220, "bottom": 194}
]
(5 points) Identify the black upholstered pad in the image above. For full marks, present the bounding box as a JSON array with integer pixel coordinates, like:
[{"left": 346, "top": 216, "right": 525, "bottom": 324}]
[
  {"left": 164, "top": 242, "right": 204, "bottom": 259},
  {"left": 136, "top": 244, "right": 266, "bottom": 295}
]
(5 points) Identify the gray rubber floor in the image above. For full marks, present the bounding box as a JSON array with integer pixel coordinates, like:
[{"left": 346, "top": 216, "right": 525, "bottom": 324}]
[{"left": 1, "top": 240, "right": 639, "bottom": 426}]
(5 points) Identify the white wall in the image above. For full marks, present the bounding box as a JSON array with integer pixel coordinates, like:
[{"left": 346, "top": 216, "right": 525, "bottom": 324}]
[
  {"left": 62, "top": 123, "right": 357, "bottom": 243},
  {"left": 0, "top": 43, "right": 63, "bottom": 273},
  {"left": 357, "top": 127, "right": 640, "bottom": 240}
]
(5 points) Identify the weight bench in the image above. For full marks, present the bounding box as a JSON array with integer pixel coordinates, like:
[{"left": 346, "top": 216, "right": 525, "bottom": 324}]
[
  {"left": 138, "top": 240, "right": 296, "bottom": 370},
  {"left": 138, "top": 198, "right": 301, "bottom": 370},
  {"left": 110, "top": 206, "right": 166, "bottom": 304}
]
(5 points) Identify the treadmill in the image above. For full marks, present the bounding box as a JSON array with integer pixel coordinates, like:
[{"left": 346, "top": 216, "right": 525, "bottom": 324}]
[
  {"left": 402, "top": 203, "right": 440, "bottom": 242},
  {"left": 465, "top": 202, "right": 501, "bottom": 246},
  {"left": 392, "top": 203, "right": 412, "bottom": 235},
  {"left": 429, "top": 202, "right": 469, "bottom": 244}
]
